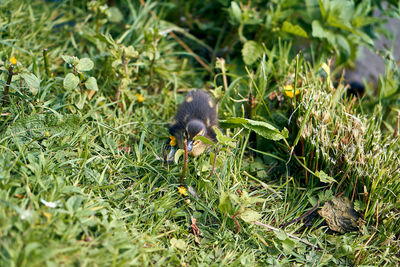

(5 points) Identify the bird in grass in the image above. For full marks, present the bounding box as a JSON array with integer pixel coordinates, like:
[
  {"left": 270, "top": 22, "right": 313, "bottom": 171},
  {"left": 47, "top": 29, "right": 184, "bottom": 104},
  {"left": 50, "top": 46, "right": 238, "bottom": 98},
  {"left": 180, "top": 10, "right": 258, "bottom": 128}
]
[{"left": 167, "top": 90, "right": 218, "bottom": 182}]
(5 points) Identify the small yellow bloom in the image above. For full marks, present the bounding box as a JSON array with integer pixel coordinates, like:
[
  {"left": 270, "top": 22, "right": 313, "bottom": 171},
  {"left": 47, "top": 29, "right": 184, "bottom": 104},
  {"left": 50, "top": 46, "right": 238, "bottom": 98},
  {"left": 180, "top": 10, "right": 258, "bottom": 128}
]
[
  {"left": 283, "top": 84, "right": 300, "bottom": 98},
  {"left": 283, "top": 84, "right": 293, "bottom": 91},
  {"left": 10, "top": 56, "right": 17, "bottom": 65},
  {"left": 177, "top": 186, "right": 188, "bottom": 196},
  {"left": 169, "top": 135, "right": 177, "bottom": 146},
  {"left": 43, "top": 211, "right": 52, "bottom": 222},
  {"left": 135, "top": 93, "right": 146, "bottom": 103},
  {"left": 45, "top": 131, "right": 50, "bottom": 137}
]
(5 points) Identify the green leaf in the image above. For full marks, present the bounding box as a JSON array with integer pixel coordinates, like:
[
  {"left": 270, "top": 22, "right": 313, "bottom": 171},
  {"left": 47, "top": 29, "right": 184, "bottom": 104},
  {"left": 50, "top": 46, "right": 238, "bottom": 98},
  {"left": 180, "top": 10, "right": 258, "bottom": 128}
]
[
  {"left": 85, "top": 77, "right": 99, "bottom": 91},
  {"left": 21, "top": 73, "right": 40, "bottom": 95},
  {"left": 239, "top": 209, "right": 262, "bottom": 223},
  {"left": 194, "top": 135, "right": 214, "bottom": 146},
  {"left": 318, "top": 0, "right": 326, "bottom": 19},
  {"left": 63, "top": 73, "right": 79, "bottom": 90},
  {"left": 107, "top": 7, "right": 123, "bottom": 23},
  {"left": 174, "top": 148, "right": 184, "bottom": 164},
  {"left": 220, "top": 117, "right": 286, "bottom": 141},
  {"left": 125, "top": 46, "right": 138, "bottom": 58},
  {"left": 282, "top": 238, "right": 296, "bottom": 254},
  {"left": 218, "top": 191, "right": 233, "bottom": 215},
  {"left": 275, "top": 229, "right": 288, "bottom": 240},
  {"left": 94, "top": 33, "right": 117, "bottom": 49},
  {"left": 230, "top": 1, "right": 242, "bottom": 24},
  {"left": 170, "top": 238, "right": 186, "bottom": 251},
  {"left": 214, "top": 127, "right": 236, "bottom": 147},
  {"left": 312, "top": 20, "right": 336, "bottom": 45},
  {"left": 281, "top": 21, "right": 308, "bottom": 38},
  {"left": 316, "top": 170, "right": 336, "bottom": 184},
  {"left": 75, "top": 93, "right": 87, "bottom": 110},
  {"left": 61, "top": 55, "right": 75, "bottom": 65},
  {"left": 77, "top": 58, "right": 94, "bottom": 72},
  {"left": 242, "top": 41, "right": 263, "bottom": 65}
]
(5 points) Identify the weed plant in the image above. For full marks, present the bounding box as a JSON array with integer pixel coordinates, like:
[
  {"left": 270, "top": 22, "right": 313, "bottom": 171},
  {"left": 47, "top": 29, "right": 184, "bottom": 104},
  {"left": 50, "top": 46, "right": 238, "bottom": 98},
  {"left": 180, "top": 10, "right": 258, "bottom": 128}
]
[{"left": 0, "top": 0, "right": 399, "bottom": 266}]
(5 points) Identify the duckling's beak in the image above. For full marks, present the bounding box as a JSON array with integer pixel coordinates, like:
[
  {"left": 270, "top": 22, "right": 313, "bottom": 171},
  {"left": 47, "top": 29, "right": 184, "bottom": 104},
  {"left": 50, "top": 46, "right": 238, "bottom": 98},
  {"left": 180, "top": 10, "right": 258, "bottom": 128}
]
[{"left": 186, "top": 140, "right": 193, "bottom": 152}]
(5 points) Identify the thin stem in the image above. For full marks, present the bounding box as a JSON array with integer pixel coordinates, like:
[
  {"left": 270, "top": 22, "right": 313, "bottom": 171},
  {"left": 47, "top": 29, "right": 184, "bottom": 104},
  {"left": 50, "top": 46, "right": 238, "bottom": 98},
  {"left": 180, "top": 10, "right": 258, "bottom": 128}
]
[
  {"left": 43, "top": 48, "right": 50, "bottom": 77},
  {"left": 207, "top": 149, "right": 218, "bottom": 179},
  {"left": 180, "top": 139, "right": 188, "bottom": 185},
  {"left": 232, "top": 211, "right": 241, "bottom": 234},
  {"left": 3, "top": 65, "right": 14, "bottom": 105}
]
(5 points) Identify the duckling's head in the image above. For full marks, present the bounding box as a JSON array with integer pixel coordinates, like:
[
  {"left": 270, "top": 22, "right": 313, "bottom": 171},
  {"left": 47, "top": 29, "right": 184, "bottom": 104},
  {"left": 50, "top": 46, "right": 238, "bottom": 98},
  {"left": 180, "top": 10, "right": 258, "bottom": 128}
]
[{"left": 185, "top": 119, "right": 208, "bottom": 157}]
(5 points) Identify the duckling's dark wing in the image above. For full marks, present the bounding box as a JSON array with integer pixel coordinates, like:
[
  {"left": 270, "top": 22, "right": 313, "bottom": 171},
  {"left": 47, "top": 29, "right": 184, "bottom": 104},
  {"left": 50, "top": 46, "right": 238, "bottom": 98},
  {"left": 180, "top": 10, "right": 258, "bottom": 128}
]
[{"left": 169, "top": 90, "right": 218, "bottom": 139}]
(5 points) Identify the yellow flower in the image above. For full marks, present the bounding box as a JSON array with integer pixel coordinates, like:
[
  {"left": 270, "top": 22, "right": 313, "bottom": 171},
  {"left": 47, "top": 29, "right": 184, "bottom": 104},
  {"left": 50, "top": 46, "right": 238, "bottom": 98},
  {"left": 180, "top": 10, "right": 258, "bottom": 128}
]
[
  {"left": 43, "top": 211, "right": 52, "bottom": 222},
  {"left": 45, "top": 131, "right": 50, "bottom": 137},
  {"left": 10, "top": 56, "right": 17, "bottom": 65},
  {"left": 135, "top": 93, "right": 146, "bottom": 103},
  {"left": 283, "top": 84, "right": 300, "bottom": 98},
  {"left": 169, "top": 135, "right": 177, "bottom": 146},
  {"left": 178, "top": 186, "right": 188, "bottom": 196}
]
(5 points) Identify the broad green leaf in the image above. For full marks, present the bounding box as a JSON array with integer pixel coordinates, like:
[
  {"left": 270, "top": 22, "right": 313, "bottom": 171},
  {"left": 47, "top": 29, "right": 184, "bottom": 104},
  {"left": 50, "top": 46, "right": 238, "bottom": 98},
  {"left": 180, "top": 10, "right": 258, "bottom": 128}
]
[
  {"left": 221, "top": 117, "right": 286, "bottom": 141},
  {"left": 275, "top": 229, "right": 288, "bottom": 240},
  {"left": 240, "top": 209, "right": 262, "bottom": 223},
  {"left": 218, "top": 191, "right": 233, "bottom": 215},
  {"left": 240, "top": 190, "right": 265, "bottom": 205},
  {"left": 242, "top": 41, "right": 263, "bottom": 65},
  {"left": 63, "top": 73, "right": 79, "bottom": 90},
  {"left": 85, "top": 77, "right": 99, "bottom": 91},
  {"left": 194, "top": 135, "right": 214, "bottom": 146},
  {"left": 281, "top": 21, "right": 308, "bottom": 38},
  {"left": 282, "top": 239, "right": 296, "bottom": 254},
  {"left": 174, "top": 148, "right": 184, "bottom": 164},
  {"left": 107, "top": 7, "right": 123, "bottom": 23},
  {"left": 75, "top": 93, "right": 87, "bottom": 110},
  {"left": 230, "top": 1, "right": 242, "bottom": 24},
  {"left": 334, "top": 35, "right": 350, "bottom": 59},
  {"left": 312, "top": 20, "right": 336, "bottom": 45},
  {"left": 77, "top": 58, "right": 94, "bottom": 72},
  {"left": 21, "top": 73, "right": 40, "bottom": 95},
  {"left": 170, "top": 238, "right": 186, "bottom": 251},
  {"left": 318, "top": 190, "right": 333, "bottom": 202},
  {"left": 61, "top": 55, "right": 76, "bottom": 65},
  {"left": 316, "top": 170, "right": 336, "bottom": 184}
]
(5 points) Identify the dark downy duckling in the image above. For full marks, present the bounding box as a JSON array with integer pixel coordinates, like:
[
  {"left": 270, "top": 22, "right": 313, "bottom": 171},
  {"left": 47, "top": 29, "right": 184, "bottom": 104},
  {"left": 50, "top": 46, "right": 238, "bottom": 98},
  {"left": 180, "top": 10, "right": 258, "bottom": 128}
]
[
  {"left": 168, "top": 90, "right": 218, "bottom": 184},
  {"left": 169, "top": 90, "right": 218, "bottom": 157}
]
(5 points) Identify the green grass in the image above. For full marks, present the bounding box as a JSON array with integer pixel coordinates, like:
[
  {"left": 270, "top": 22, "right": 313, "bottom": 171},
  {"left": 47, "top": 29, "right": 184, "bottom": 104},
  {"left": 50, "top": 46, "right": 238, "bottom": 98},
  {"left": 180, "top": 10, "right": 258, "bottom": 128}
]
[{"left": 1, "top": 0, "right": 399, "bottom": 266}]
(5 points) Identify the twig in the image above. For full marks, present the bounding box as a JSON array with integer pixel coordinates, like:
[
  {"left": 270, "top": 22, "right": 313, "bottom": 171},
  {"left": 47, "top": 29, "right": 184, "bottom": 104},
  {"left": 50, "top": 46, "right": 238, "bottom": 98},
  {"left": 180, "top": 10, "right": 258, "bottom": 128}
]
[
  {"left": 180, "top": 140, "right": 188, "bottom": 185},
  {"left": 232, "top": 211, "right": 241, "bottom": 234},
  {"left": 254, "top": 221, "right": 319, "bottom": 249},
  {"left": 169, "top": 31, "right": 213, "bottom": 74},
  {"left": 354, "top": 231, "right": 376, "bottom": 264}
]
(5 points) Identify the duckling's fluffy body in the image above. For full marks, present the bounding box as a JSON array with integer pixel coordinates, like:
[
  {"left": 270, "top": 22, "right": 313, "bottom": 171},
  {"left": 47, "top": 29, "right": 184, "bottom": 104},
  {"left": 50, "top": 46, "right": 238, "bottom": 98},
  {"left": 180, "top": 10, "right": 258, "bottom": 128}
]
[{"left": 169, "top": 90, "right": 218, "bottom": 156}]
